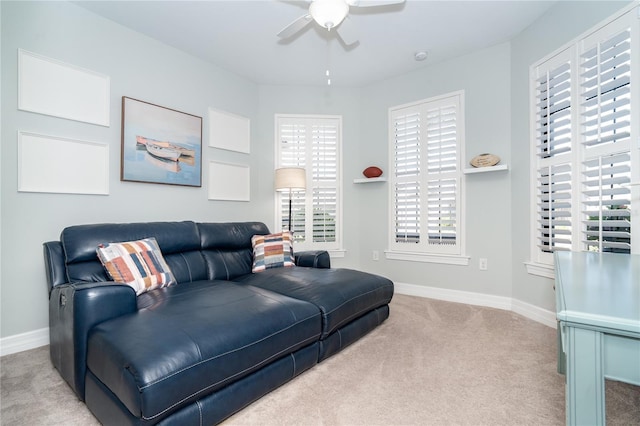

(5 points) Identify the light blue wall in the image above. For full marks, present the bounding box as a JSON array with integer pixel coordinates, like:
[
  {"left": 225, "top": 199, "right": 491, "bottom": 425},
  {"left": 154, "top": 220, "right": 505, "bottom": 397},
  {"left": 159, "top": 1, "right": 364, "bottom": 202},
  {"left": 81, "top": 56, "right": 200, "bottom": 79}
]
[
  {"left": 509, "top": 0, "right": 632, "bottom": 311},
  {"left": 0, "top": 0, "right": 633, "bottom": 342},
  {"left": 0, "top": 1, "right": 263, "bottom": 338},
  {"left": 357, "top": 42, "right": 513, "bottom": 297},
  {"left": 256, "top": 85, "right": 363, "bottom": 269}
]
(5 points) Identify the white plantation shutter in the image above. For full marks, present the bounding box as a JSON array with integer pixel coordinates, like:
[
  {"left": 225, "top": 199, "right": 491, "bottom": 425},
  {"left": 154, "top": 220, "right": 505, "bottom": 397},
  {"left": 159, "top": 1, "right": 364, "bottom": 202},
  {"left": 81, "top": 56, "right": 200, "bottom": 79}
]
[
  {"left": 313, "top": 188, "right": 336, "bottom": 242},
  {"left": 425, "top": 103, "right": 458, "bottom": 245},
  {"left": 393, "top": 110, "right": 421, "bottom": 243},
  {"left": 580, "top": 29, "right": 631, "bottom": 148},
  {"left": 311, "top": 124, "right": 338, "bottom": 243},
  {"left": 537, "top": 163, "right": 572, "bottom": 253},
  {"left": 276, "top": 115, "right": 341, "bottom": 250},
  {"left": 427, "top": 179, "right": 457, "bottom": 244},
  {"left": 582, "top": 153, "right": 632, "bottom": 253},
  {"left": 279, "top": 121, "right": 307, "bottom": 241},
  {"left": 536, "top": 62, "right": 572, "bottom": 158},
  {"left": 280, "top": 123, "right": 306, "bottom": 167},
  {"left": 579, "top": 24, "right": 633, "bottom": 254},
  {"left": 287, "top": 192, "right": 306, "bottom": 239},
  {"left": 533, "top": 57, "right": 573, "bottom": 258},
  {"left": 530, "top": 6, "right": 638, "bottom": 268},
  {"left": 394, "top": 181, "right": 420, "bottom": 243},
  {"left": 426, "top": 105, "right": 458, "bottom": 173},
  {"left": 312, "top": 124, "right": 337, "bottom": 181},
  {"left": 390, "top": 92, "right": 463, "bottom": 256}
]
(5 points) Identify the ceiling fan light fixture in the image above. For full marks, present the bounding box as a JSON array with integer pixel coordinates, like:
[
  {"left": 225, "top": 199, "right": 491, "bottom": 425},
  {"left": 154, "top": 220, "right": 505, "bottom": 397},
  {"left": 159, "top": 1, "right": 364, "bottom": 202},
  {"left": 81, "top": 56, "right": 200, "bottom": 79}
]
[{"left": 310, "top": 0, "right": 349, "bottom": 30}]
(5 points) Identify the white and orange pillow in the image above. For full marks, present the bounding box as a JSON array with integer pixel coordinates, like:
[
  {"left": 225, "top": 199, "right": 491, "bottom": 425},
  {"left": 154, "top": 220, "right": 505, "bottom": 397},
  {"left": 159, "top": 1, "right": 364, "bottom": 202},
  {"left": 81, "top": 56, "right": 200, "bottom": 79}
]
[
  {"left": 251, "top": 232, "right": 295, "bottom": 273},
  {"left": 96, "top": 237, "right": 176, "bottom": 295}
]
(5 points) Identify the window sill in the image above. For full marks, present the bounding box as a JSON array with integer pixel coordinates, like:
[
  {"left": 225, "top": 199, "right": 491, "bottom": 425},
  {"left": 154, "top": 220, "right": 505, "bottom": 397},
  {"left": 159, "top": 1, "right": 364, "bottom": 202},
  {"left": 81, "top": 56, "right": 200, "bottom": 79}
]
[
  {"left": 385, "top": 250, "right": 470, "bottom": 265},
  {"left": 294, "top": 248, "right": 345, "bottom": 258},
  {"left": 328, "top": 249, "right": 346, "bottom": 258},
  {"left": 525, "top": 261, "right": 555, "bottom": 279}
]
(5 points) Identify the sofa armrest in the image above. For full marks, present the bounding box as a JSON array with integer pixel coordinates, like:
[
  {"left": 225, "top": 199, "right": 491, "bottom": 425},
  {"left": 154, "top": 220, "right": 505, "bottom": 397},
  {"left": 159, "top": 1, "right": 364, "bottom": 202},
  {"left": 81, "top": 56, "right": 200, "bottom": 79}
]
[
  {"left": 43, "top": 241, "right": 66, "bottom": 295},
  {"left": 49, "top": 281, "right": 136, "bottom": 400},
  {"left": 294, "top": 250, "right": 331, "bottom": 269}
]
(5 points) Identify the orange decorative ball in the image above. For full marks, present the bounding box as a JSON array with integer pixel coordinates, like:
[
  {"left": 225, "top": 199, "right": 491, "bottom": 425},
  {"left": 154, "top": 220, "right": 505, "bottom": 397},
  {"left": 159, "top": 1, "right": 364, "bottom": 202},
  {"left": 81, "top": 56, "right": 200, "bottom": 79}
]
[{"left": 363, "top": 166, "right": 383, "bottom": 178}]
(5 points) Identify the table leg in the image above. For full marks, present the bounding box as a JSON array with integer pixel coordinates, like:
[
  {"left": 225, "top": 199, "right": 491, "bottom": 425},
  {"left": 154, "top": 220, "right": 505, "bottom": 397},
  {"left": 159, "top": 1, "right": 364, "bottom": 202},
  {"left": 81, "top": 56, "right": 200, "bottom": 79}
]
[
  {"left": 557, "top": 323, "right": 566, "bottom": 376},
  {"left": 566, "top": 326, "right": 605, "bottom": 425}
]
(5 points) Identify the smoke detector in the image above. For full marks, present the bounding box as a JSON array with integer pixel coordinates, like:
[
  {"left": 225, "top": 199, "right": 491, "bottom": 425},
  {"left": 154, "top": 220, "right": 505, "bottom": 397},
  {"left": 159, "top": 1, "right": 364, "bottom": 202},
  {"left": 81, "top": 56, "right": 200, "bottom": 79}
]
[{"left": 414, "top": 51, "right": 428, "bottom": 61}]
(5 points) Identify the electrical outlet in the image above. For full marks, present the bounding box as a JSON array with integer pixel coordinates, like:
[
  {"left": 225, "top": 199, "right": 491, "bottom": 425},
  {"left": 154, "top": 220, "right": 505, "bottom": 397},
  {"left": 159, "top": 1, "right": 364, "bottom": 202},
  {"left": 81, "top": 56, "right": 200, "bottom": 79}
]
[
  {"left": 479, "top": 258, "right": 488, "bottom": 271},
  {"left": 372, "top": 250, "right": 379, "bottom": 261}
]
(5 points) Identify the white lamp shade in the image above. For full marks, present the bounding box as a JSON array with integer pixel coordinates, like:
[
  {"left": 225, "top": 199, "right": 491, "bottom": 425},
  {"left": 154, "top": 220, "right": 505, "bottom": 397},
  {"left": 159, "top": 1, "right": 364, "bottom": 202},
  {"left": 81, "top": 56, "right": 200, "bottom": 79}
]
[
  {"left": 309, "top": 0, "right": 349, "bottom": 29},
  {"left": 275, "top": 167, "right": 306, "bottom": 191}
]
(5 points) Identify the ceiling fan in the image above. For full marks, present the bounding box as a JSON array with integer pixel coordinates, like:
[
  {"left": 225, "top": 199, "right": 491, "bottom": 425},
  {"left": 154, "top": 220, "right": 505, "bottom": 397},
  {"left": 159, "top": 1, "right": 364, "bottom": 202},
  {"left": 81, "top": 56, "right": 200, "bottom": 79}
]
[{"left": 277, "top": 0, "right": 405, "bottom": 46}]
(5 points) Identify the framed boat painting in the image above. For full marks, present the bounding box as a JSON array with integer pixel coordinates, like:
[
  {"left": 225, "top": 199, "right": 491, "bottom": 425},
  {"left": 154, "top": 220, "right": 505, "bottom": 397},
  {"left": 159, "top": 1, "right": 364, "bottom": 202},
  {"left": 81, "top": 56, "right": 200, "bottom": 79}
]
[{"left": 121, "top": 97, "right": 202, "bottom": 187}]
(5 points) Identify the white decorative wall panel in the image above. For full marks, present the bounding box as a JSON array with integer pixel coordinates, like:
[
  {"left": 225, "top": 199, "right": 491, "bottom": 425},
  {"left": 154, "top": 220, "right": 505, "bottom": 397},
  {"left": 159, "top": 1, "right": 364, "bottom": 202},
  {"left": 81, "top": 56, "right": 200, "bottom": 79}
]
[
  {"left": 18, "top": 132, "right": 109, "bottom": 195},
  {"left": 18, "top": 49, "right": 110, "bottom": 126},
  {"left": 208, "top": 108, "right": 250, "bottom": 153},
  {"left": 208, "top": 161, "right": 250, "bottom": 201}
]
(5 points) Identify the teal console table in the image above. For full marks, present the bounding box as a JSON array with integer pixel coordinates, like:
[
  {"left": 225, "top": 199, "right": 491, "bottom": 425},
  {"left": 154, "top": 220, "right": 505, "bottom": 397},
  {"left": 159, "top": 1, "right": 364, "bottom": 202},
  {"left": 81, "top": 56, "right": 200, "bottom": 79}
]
[{"left": 555, "top": 251, "right": 640, "bottom": 425}]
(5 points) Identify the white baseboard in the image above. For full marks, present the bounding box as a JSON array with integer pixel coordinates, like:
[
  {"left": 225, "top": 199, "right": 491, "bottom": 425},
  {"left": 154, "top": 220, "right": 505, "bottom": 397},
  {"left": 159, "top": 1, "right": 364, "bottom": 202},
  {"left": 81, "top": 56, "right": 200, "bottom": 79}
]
[
  {"left": 511, "top": 299, "right": 557, "bottom": 328},
  {"left": 394, "top": 282, "right": 556, "bottom": 328},
  {"left": 0, "top": 327, "right": 49, "bottom": 357},
  {"left": 0, "top": 284, "right": 556, "bottom": 356}
]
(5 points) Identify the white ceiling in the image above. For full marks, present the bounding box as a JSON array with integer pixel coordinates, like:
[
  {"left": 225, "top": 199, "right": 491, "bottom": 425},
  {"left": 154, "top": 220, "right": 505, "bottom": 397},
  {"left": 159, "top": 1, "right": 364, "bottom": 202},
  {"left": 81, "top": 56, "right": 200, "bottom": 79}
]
[{"left": 75, "top": 0, "right": 558, "bottom": 87}]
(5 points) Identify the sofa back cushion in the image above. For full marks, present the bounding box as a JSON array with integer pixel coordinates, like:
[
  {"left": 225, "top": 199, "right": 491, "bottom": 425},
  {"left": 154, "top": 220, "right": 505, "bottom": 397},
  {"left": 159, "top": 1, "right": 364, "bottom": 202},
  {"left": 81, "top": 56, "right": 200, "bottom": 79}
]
[
  {"left": 61, "top": 221, "right": 206, "bottom": 284},
  {"left": 198, "top": 222, "right": 270, "bottom": 280}
]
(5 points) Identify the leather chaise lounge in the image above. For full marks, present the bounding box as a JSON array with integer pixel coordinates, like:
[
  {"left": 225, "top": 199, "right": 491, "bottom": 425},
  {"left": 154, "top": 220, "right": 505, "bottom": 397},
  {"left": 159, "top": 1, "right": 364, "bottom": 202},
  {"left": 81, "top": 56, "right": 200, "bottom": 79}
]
[{"left": 44, "top": 221, "right": 393, "bottom": 425}]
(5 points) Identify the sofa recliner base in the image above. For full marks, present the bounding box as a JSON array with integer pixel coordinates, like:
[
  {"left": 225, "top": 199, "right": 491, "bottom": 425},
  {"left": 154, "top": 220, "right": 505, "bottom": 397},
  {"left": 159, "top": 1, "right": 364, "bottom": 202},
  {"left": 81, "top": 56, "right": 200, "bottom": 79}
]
[
  {"left": 319, "top": 305, "right": 390, "bottom": 361},
  {"left": 86, "top": 343, "right": 320, "bottom": 425}
]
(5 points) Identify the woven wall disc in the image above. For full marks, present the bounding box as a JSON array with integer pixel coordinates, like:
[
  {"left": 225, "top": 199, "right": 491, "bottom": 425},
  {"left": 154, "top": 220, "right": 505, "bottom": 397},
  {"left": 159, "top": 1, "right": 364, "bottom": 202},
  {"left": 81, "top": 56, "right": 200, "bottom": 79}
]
[{"left": 470, "top": 153, "right": 500, "bottom": 168}]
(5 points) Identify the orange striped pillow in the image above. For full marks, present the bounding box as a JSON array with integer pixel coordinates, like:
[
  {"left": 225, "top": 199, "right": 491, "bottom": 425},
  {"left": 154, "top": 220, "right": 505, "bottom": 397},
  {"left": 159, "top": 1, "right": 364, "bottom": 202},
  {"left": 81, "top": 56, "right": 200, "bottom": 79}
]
[
  {"left": 251, "top": 232, "right": 295, "bottom": 273},
  {"left": 96, "top": 237, "right": 176, "bottom": 295}
]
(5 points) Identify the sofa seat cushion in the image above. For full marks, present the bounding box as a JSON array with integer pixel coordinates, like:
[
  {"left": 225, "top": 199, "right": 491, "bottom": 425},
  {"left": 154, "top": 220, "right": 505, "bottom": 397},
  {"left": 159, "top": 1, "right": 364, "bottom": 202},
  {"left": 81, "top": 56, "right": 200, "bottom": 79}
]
[
  {"left": 86, "top": 281, "right": 321, "bottom": 421},
  {"left": 233, "top": 268, "right": 394, "bottom": 339}
]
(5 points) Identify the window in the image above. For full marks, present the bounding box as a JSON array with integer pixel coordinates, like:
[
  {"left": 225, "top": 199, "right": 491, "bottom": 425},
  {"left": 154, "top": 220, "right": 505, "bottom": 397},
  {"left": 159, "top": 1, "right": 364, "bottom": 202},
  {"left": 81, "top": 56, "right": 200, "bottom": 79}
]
[
  {"left": 275, "top": 114, "right": 342, "bottom": 253},
  {"left": 529, "top": 5, "right": 639, "bottom": 272},
  {"left": 387, "top": 91, "right": 467, "bottom": 264}
]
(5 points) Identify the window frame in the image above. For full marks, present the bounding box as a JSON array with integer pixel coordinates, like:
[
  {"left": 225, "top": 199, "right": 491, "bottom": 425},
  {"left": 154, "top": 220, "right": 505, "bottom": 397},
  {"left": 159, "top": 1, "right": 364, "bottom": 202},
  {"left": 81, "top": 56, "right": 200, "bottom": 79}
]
[
  {"left": 274, "top": 114, "right": 344, "bottom": 256},
  {"left": 386, "top": 91, "right": 468, "bottom": 265},
  {"left": 527, "top": 4, "right": 640, "bottom": 277}
]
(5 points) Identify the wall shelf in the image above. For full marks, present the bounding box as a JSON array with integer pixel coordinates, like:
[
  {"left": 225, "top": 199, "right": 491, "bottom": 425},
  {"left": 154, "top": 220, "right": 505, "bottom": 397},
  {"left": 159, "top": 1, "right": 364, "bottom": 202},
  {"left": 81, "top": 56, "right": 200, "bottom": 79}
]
[
  {"left": 463, "top": 164, "right": 508, "bottom": 174},
  {"left": 353, "top": 177, "right": 387, "bottom": 184}
]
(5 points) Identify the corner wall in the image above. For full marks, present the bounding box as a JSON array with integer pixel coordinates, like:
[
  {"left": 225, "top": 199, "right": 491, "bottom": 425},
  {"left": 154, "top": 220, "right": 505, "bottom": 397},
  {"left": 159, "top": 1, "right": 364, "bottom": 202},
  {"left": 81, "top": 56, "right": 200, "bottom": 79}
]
[{"left": 358, "top": 42, "right": 513, "bottom": 300}]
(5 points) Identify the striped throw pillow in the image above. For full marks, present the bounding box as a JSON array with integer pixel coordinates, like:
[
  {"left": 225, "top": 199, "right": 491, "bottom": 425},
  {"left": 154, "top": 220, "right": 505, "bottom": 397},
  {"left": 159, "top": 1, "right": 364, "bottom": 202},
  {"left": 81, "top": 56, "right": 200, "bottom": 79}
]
[
  {"left": 96, "top": 237, "right": 176, "bottom": 295},
  {"left": 251, "top": 232, "right": 295, "bottom": 273}
]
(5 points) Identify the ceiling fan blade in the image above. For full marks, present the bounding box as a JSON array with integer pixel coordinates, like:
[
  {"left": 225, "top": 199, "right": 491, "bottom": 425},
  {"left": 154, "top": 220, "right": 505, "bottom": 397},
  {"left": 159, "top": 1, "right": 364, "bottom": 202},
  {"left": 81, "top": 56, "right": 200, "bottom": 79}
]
[
  {"left": 277, "top": 14, "right": 313, "bottom": 39},
  {"left": 336, "top": 17, "right": 358, "bottom": 46},
  {"left": 347, "top": 0, "right": 405, "bottom": 7}
]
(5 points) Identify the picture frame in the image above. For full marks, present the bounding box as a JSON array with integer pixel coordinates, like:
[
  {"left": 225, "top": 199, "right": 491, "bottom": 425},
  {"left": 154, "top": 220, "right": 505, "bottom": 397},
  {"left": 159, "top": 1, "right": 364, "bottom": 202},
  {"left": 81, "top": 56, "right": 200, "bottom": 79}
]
[{"left": 121, "top": 97, "right": 202, "bottom": 187}]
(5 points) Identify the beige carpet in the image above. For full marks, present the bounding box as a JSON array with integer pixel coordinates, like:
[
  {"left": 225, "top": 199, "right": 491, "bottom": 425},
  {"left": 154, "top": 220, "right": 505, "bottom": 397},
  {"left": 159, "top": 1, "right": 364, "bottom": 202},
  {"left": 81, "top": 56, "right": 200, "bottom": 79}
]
[{"left": 2, "top": 295, "right": 639, "bottom": 425}]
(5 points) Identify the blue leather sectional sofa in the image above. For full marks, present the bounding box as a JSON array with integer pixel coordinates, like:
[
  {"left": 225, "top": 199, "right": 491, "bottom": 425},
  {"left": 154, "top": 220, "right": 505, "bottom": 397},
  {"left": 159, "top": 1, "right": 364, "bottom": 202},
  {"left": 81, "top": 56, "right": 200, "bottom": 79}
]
[{"left": 44, "top": 221, "right": 393, "bottom": 425}]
